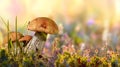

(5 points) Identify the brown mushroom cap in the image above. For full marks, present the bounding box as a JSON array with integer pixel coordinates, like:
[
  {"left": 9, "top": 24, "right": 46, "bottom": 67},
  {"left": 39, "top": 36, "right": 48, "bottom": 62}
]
[
  {"left": 19, "top": 35, "right": 32, "bottom": 42},
  {"left": 3, "top": 32, "right": 23, "bottom": 44},
  {"left": 27, "top": 17, "right": 59, "bottom": 34}
]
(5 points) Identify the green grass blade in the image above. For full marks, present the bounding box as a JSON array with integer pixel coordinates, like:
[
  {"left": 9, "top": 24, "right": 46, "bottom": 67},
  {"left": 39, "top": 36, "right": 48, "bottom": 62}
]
[
  {"left": 15, "top": 16, "right": 22, "bottom": 53},
  {"left": 15, "top": 16, "right": 17, "bottom": 40},
  {"left": 7, "top": 21, "right": 11, "bottom": 52},
  {"left": 8, "top": 39, "right": 12, "bottom": 49}
]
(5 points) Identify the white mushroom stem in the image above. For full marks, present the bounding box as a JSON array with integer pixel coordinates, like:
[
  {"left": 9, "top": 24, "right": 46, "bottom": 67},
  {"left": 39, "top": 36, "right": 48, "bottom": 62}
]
[{"left": 25, "top": 32, "right": 47, "bottom": 54}]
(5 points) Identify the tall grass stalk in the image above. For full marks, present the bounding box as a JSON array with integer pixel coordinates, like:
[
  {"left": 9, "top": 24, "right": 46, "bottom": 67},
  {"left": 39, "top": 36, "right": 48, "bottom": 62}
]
[
  {"left": 7, "top": 21, "right": 14, "bottom": 58},
  {"left": 16, "top": 16, "right": 17, "bottom": 46},
  {"left": 7, "top": 20, "right": 10, "bottom": 52},
  {"left": 15, "top": 17, "right": 22, "bottom": 52},
  {"left": 15, "top": 16, "right": 21, "bottom": 55},
  {"left": 15, "top": 16, "right": 18, "bottom": 56},
  {"left": 15, "top": 17, "right": 21, "bottom": 48},
  {"left": 15, "top": 16, "right": 23, "bottom": 66}
]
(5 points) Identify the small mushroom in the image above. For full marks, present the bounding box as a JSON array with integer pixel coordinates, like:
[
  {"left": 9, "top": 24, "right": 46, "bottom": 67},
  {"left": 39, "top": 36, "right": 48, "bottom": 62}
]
[
  {"left": 19, "top": 35, "right": 32, "bottom": 47},
  {"left": 19, "top": 35, "right": 32, "bottom": 53},
  {"left": 3, "top": 32, "right": 23, "bottom": 46},
  {"left": 26, "top": 17, "right": 59, "bottom": 54},
  {"left": 3, "top": 32, "right": 23, "bottom": 54}
]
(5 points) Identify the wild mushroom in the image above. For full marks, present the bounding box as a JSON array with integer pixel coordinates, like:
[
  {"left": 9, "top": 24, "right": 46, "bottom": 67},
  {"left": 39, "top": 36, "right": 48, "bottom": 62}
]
[
  {"left": 19, "top": 35, "right": 32, "bottom": 47},
  {"left": 26, "top": 17, "right": 59, "bottom": 54},
  {"left": 3, "top": 32, "right": 23, "bottom": 54},
  {"left": 19, "top": 35, "right": 32, "bottom": 52}
]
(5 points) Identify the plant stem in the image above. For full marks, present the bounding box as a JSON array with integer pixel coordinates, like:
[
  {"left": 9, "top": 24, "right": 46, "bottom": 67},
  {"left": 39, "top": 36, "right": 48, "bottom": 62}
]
[
  {"left": 7, "top": 20, "right": 10, "bottom": 53},
  {"left": 16, "top": 16, "right": 17, "bottom": 41},
  {"left": 15, "top": 16, "right": 18, "bottom": 56}
]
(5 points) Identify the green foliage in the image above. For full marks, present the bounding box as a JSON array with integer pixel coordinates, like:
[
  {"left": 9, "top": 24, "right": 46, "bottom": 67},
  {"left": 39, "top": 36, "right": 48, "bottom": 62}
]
[
  {"left": 0, "top": 49, "right": 8, "bottom": 62},
  {"left": 70, "top": 30, "right": 83, "bottom": 45},
  {"left": 55, "top": 52, "right": 120, "bottom": 67}
]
